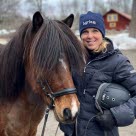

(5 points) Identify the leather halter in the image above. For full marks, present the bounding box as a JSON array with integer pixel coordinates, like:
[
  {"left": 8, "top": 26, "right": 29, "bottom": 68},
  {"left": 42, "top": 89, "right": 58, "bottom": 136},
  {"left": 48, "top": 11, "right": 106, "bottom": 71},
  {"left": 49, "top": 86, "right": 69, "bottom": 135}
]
[{"left": 37, "top": 79, "right": 77, "bottom": 109}]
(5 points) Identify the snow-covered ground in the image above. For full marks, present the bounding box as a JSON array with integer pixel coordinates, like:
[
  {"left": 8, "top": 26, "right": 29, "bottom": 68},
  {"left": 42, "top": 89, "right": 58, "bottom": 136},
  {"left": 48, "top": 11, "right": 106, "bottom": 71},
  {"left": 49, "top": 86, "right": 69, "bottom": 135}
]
[
  {"left": 0, "top": 29, "right": 15, "bottom": 35},
  {"left": 107, "top": 33, "right": 136, "bottom": 50}
]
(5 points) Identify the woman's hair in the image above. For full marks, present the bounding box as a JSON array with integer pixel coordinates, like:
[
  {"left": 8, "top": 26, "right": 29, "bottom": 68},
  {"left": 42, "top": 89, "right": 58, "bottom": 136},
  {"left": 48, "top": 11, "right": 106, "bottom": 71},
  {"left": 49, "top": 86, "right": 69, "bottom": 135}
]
[{"left": 93, "top": 39, "right": 109, "bottom": 53}]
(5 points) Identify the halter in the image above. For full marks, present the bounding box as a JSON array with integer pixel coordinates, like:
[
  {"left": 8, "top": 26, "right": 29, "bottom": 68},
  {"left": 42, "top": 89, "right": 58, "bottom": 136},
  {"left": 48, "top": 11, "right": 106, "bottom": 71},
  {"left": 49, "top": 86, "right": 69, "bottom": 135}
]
[{"left": 37, "top": 79, "right": 77, "bottom": 136}]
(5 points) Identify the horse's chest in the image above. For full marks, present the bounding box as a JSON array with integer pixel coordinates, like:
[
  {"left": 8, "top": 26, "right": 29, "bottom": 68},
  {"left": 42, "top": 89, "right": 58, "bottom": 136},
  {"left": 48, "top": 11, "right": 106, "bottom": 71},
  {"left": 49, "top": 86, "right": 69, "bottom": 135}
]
[{"left": 0, "top": 101, "right": 35, "bottom": 136}]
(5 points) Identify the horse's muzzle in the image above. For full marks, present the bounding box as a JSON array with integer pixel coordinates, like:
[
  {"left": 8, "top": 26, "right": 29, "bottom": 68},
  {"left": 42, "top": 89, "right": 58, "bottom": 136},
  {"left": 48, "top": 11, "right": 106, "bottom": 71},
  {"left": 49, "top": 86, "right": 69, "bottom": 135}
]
[
  {"left": 63, "top": 108, "right": 72, "bottom": 121},
  {"left": 63, "top": 108, "right": 78, "bottom": 123}
]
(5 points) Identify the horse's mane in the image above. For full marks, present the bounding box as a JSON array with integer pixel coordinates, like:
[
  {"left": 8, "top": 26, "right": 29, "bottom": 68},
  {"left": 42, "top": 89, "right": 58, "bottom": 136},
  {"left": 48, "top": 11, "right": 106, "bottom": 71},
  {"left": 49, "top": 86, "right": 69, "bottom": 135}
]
[
  {"left": 0, "top": 17, "right": 86, "bottom": 99},
  {"left": 0, "top": 21, "right": 31, "bottom": 99}
]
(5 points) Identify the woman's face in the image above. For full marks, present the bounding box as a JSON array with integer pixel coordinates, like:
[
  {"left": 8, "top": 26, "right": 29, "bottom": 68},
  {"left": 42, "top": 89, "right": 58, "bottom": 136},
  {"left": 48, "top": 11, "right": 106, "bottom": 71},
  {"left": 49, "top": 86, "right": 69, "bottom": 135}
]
[{"left": 81, "top": 28, "right": 103, "bottom": 51}]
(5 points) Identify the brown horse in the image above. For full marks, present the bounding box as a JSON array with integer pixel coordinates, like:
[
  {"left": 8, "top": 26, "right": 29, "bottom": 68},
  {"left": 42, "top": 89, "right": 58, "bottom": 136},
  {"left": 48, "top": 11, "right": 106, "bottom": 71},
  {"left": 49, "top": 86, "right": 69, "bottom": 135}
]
[{"left": 0, "top": 12, "right": 86, "bottom": 136}]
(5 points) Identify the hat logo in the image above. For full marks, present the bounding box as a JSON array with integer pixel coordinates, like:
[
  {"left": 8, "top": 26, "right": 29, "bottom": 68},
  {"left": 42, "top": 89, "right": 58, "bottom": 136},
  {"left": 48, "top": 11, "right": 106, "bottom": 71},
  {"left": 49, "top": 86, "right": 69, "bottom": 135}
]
[{"left": 83, "top": 20, "right": 96, "bottom": 25}]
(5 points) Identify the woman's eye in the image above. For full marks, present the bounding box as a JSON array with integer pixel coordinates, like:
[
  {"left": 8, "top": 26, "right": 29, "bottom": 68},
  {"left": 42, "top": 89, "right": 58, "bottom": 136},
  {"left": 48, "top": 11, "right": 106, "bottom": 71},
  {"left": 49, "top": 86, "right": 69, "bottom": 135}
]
[
  {"left": 93, "top": 29, "right": 98, "bottom": 32},
  {"left": 82, "top": 30, "right": 88, "bottom": 34}
]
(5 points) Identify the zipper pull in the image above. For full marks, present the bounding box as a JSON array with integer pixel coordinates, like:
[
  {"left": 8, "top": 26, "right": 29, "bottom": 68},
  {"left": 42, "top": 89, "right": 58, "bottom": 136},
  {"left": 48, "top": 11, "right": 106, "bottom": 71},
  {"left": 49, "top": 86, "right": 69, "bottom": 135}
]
[
  {"left": 84, "top": 67, "right": 86, "bottom": 72},
  {"left": 83, "top": 89, "right": 86, "bottom": 94}
]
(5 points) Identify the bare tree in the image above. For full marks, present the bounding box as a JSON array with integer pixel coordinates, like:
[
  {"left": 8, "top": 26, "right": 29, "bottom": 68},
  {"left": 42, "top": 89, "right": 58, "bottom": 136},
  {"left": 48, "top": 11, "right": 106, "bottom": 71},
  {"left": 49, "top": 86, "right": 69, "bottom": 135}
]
[
  {"left": 33, "top": 0, "right": 43, "bottom": 12},
  {"left": 58, "top": 0, "right": 80, "bottom": 30},
  {"left": 122, "top": 0, "right": 132, "bottom": 14},
  {"left": 106, "top": 0, "right": 132, "bottom": 14},
  {"left": 72, "top": 0, "right": 80, "bottom": 30},
  {"left": 26, "top": 0, "right": 43, "bottom": 13},
  {"left": 129, "top": 0, "right": 136, "bottom": 38},
  {"left": 25, "top": 0, "right": 50, "bottom": 14},
  {"left": 59, "top": 0, "right": 67, "bottom": 18},
  {"left": 0, "top": 0, "right": 22, "bottom": 30},
  {"left": 0, "top": 0, "right": 20, "bottom": 16},
  {"left": 93, "top": 0, "right": 107, "bottom": 14}
]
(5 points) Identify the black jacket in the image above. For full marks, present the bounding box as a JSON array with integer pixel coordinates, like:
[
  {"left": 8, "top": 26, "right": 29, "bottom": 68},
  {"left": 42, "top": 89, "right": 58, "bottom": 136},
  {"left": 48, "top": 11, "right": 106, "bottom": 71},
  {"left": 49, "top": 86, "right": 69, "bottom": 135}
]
[{"left": 60, "top": 38, "right": 136, "bottom": 136}]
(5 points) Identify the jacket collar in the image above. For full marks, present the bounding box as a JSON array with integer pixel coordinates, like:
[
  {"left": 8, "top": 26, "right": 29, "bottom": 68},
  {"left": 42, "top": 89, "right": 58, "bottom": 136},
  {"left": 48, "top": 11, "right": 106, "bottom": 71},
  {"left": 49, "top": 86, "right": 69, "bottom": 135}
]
[{"left": 87, "top": 37, "right": 120, "bottom": 62}]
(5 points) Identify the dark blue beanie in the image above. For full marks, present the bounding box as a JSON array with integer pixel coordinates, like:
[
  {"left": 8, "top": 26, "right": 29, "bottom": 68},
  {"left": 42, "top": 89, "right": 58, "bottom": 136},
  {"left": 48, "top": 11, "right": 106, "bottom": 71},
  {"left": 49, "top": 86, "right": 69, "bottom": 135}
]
[{"left": 79, "top": 11, "right": 105, "bottom": 37}]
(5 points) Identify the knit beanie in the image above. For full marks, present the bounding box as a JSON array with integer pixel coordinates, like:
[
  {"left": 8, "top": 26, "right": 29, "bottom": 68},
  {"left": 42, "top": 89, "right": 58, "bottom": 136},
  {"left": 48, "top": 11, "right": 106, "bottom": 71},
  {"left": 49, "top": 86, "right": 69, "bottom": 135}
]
[{"left": 79, "top": 11, "right": 105, "bottom": 37}]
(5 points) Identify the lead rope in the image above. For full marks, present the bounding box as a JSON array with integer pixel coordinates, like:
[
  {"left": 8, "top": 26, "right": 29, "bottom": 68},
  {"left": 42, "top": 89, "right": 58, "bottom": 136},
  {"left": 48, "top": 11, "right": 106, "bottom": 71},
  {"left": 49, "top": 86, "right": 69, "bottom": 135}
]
[
  {"left": 41, "top": 107, "right": 50, "bottom": 136},
  {"left": 75, "top": 118, "right": 77, "bottom": 136},
  {"left": 55, "top": 123, "right": 60, "bottom": 136},
  {"left": 83, "top": 115, "right": 98, "bottom": 136},
  {"left": 41, "top": 113, "right": 60, "bottom": 136},
  {"left": 41, "top": 100, "right": 55, "bottom": 136}
]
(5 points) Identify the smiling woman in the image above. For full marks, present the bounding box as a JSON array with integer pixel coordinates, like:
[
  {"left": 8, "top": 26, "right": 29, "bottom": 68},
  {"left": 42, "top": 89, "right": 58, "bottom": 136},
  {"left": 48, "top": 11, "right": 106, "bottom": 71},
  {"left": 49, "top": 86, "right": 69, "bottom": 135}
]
[{"left": 60, "top": 11, "right": 136, "bottom": 136}]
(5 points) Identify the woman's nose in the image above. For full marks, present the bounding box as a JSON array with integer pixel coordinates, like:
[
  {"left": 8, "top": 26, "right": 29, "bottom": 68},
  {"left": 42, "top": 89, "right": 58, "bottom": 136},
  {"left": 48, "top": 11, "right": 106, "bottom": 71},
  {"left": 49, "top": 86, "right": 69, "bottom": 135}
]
[{"left": 87, "top": 32, "right": 93, "bottom": 39}]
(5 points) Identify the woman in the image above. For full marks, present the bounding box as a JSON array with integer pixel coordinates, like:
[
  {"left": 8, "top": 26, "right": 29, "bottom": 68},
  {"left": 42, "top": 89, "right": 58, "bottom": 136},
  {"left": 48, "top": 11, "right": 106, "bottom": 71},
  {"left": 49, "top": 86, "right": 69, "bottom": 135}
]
[{"left": 60, "top": 11, "right": 136, "bottom": 136}]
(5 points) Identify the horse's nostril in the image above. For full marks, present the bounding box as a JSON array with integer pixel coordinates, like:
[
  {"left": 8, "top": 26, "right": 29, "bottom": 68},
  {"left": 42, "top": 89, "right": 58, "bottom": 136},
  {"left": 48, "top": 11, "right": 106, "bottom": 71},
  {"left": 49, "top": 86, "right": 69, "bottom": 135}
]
[{"left": 63, "top": 108, "right": 72, "bottom": 121}]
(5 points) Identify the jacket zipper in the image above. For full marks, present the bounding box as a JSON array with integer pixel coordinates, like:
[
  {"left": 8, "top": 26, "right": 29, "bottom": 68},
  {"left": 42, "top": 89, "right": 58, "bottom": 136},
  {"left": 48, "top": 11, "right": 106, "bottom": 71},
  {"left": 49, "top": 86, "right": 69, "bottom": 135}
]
[{"left": 83, "top": 56, "right": 107, "bottom": 95}]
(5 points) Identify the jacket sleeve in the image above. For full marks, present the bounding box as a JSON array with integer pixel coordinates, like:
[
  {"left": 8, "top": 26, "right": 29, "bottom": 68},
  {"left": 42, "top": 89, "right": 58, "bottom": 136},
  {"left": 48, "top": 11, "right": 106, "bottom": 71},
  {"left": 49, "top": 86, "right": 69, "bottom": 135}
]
[
  {"left": 110, "top": 55, "right": 136, "bottom": 127},
  {"left": 59, "top": 123, "right": 75, "bottom": 135}
]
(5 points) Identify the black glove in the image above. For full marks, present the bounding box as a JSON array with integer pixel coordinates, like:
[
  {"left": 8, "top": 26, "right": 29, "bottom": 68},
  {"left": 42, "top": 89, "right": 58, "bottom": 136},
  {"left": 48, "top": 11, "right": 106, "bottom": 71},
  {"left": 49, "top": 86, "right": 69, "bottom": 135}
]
[{"left": 95, "top": 110, "right": 116, "bottom": 130}]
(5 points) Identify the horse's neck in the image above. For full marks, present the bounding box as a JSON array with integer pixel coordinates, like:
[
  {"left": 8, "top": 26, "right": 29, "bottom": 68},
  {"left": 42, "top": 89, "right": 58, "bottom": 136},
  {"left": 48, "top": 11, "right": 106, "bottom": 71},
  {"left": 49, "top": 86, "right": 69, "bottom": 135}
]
[
  {"left": 17, "top": 84, "right": 46, "bottom": 125},
  {"left": 0, "top": 44, "right": 5, "bottom": 55},
  {"left": 8, "top": 84, "right": 46, "bottom": 122}
]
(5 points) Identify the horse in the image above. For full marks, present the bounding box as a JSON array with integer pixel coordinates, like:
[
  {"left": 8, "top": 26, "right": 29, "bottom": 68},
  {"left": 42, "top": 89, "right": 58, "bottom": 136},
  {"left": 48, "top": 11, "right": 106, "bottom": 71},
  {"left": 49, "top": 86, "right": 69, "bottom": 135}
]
[{"left": 0, "top": 11, "right": 86, "bottom": 136}]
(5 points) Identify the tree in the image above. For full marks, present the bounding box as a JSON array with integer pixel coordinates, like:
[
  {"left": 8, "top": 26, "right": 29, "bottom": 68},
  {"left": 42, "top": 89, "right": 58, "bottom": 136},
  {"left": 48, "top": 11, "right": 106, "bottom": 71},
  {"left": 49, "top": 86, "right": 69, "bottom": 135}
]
[
  {"left": 93, "top": 0, "right": 107, "bottom": 14},
  {"left": 26, "top": 0, "right": 43, "bottom": 13},
  {"left": 0, "top": 0, "right": 20, "bottom": 17},
  {"left": 105, "top": 0, "right": 132, "bottom": 14},
  {"left": 129, "top": 0, "right": 136, "bottom": 38},
  {"left": 0, "top": 0, "right": 22, "bottom": 30},
  {"left": 58, "top": 0, "right": 81, "bottom": 30}
]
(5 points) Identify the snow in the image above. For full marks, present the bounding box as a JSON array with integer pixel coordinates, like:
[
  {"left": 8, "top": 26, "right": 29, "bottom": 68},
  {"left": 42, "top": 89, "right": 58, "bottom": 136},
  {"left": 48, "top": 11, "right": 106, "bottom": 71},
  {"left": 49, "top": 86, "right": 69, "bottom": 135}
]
[
  {"left": 107, "top": 33, "right": 136, "bottom": 50},
  {"left": 0, "top": 29, "right": 16, "bottom": 35}
]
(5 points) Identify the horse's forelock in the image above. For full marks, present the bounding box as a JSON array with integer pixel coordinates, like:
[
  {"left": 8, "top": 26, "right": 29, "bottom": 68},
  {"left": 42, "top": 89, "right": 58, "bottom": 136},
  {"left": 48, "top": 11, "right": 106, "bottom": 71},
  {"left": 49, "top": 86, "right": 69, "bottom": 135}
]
[{"left": 30, "top": 18, "right": 86, "bottom": 76}]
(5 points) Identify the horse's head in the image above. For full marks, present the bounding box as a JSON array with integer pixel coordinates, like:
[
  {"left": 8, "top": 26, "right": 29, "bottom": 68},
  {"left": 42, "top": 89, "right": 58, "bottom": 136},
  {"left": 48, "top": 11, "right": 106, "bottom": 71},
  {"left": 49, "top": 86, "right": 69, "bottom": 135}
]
[{"left": 24, "top": 12, "right": 86, "bottom": 123}]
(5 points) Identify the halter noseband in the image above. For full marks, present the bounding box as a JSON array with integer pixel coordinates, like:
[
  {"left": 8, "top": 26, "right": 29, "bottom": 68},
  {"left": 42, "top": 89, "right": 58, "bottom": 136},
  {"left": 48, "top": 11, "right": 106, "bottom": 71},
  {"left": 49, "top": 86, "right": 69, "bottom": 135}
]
[{"left": 37, "top": 79, "right": 77, "bottom": 109}]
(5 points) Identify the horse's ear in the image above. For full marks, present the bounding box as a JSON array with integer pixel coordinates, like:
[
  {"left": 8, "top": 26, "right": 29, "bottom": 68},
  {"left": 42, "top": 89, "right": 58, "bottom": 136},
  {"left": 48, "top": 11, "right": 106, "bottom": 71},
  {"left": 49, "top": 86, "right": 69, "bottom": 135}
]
[
  {"left": 32, "top": 11, "right": 43, "bottom": 32},
  {"left": 62, "top": 14, "right": 74, "bottom": 28}
]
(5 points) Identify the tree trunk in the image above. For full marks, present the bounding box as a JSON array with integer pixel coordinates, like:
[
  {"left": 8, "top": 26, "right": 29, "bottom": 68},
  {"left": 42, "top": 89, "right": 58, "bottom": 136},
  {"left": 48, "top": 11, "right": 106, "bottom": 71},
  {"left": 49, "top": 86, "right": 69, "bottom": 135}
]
[{"left": 129, "top": 0, "right": 136, "bottom": 38}]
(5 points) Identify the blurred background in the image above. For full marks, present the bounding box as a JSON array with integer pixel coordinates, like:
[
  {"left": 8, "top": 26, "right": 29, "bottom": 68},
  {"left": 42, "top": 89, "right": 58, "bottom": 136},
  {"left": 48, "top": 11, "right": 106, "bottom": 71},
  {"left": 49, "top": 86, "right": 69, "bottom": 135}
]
[
  {"left": 0, "top": 1, "right": 136, "bottom": 135},
  {"left": 0, "top": 0, "right": 135, "bottom": 38}
]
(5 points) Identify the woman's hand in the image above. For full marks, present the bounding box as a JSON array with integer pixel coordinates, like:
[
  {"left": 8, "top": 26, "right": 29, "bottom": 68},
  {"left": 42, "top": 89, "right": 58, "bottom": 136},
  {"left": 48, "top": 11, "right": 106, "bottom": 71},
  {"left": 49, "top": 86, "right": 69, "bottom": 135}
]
[{"left": 95, "top": 110, "right": 117, "bottom": 130}]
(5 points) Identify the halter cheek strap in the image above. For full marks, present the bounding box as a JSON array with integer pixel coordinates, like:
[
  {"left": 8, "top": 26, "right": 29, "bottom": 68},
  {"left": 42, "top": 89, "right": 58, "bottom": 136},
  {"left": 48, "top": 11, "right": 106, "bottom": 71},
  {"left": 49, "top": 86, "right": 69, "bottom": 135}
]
[{"left": 37, "top": 79, "right": 77, "bottom": 109}]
